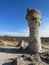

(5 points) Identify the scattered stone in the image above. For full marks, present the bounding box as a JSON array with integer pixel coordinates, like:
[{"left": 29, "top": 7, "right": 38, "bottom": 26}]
[
  {"left": 34, "top": 54, "right": 41, "bottom": 62},
  {"left": 13, "top": 57, "right": 25, "bottom": 65},
  {"left": 29, "top": 62, "right": 38, "bottom": 65},
  {"left": 24, "top": 55, "right": 31, "bottom": 61},
  {"left": 20, "top": 40, "right": 28, "bottom": 49}
]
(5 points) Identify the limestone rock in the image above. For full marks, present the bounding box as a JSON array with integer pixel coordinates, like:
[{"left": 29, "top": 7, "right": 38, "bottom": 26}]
[
  {"left": 20, "top": 40, "right": 28, "bottom": 49},
  {"left": 26, "top": 8, "right": 42, "bottom": 53},
  {"left": 14, "top": 57, "right": 25, "bottom": 65}
]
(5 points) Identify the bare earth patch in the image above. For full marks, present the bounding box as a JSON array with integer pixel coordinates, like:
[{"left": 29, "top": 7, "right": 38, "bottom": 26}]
[
  {"left": 0, "top": 46, "right": 22, "bottom": 65},
  {"left": 0, "top": 45, "right": 49, "bottom": 65}
]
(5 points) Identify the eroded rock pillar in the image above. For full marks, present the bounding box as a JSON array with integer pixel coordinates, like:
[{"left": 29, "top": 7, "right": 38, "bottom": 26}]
[{"left": 26, "top": 8, "right": 42, "bottom": 53}]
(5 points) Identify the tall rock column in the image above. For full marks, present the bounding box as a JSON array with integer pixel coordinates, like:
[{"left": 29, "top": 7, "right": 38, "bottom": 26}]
[{"left": 26, "top": 8, "right": 42, "bottom": 53}]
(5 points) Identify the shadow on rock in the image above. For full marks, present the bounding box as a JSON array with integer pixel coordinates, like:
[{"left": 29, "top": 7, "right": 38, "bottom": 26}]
[
  {"left": 0, "top": 47, "right": 30, "bottom": 54},
  {"left": 41, "top": 55, "right": 49, "bottom": 64},
  {"left": 2, "top": 62, "right": 14, "bottom": 65}
]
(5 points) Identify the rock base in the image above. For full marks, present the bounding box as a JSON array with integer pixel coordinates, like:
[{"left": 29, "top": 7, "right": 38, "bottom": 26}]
[{"left": 13, "top": 53, "right": 49, "bottom": 65}]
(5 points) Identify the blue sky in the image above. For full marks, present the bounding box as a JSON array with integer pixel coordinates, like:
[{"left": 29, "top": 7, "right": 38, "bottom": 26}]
[{"left": 0, "top": 0, "right": 49, "bottom": 37}]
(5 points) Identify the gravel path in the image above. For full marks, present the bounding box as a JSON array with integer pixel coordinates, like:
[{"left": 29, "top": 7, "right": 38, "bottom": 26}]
[{"left": 0, "top": 46, "right": 22, "bottom": 65}]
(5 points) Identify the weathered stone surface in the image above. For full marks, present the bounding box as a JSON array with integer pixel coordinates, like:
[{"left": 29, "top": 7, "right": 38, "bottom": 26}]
[
  {"left": 14, "top": 57, "right": 25, "bottom": 65},
  {"left": 30, "top": 54, "right": 45, "bottom": 65},
  {"left": 13, "top": 54, "right": 48, "bottom": 65},
  {"left": 26, "top": 8, "right": 42, "bottom": 53},
  {"left": 30, "top": 54, "right": 41, "bottom": 63},
  {"left": 20, "top": 40, "right": 28, "bottom": 49}
]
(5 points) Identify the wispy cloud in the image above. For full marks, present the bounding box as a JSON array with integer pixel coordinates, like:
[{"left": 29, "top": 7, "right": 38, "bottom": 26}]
[
  {"left": 0, "top": 31, "right": 29, "bottom": 37},
  {"left": 40, "top": 22, "right": 49, "bottom": 37},
  {"left": 0, "top": 23, "right": 49, "bottom": 37},
  {"left": 40, "top": 30, "right": 49, "bottom": 37}
]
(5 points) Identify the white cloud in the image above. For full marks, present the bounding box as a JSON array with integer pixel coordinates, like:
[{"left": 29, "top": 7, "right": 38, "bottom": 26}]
[
  {"left": 0, "top": 30, "right": 29, "bottom": 37},
  {"left": 22, "top": 23, "right": 49, "bottom": 37},
  {"left": 0, "top": 32, "right": 19, "bottom": 36},
  {"left": 40, "top": 22, "right": 49, "bottom": 37},
  {"left": 40, "top": 30, "right": 49, "bottom": 37},
  {"left": 0, "top": 23, "right": 49, "bottom": 37}
]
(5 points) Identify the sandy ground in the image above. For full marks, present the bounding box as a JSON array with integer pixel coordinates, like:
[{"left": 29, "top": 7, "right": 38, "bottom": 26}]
[
  {"left": 0, "top": 45, "right": 49, "bottom": 65},
  {"left": 0, "top": 46, "right": 22, "bottom": 65}
]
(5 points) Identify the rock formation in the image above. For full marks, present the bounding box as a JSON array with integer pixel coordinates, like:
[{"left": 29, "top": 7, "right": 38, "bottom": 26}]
[{"left": 26, "top": 8, "right": 42, "bottom": 53}]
